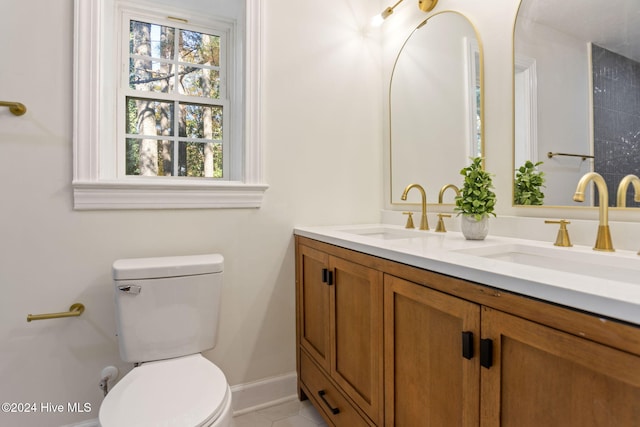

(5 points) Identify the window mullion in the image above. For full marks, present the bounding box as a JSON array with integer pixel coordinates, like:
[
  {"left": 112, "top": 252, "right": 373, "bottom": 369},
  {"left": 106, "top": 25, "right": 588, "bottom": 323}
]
[
  {"left": 171, "top": 28, "right": 179, "bottom": 177},
  {"left": 171, "top": 99, "right": 178, "bottom": 177},
  {"left": 123, "top": 90, "right": 224, "bottom": 107}
]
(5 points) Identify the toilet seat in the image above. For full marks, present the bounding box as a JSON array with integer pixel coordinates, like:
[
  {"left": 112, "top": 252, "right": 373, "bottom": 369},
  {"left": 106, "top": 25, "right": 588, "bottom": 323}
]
[{"left": 99, "top": 354, "right": 230, "bottom": 427}]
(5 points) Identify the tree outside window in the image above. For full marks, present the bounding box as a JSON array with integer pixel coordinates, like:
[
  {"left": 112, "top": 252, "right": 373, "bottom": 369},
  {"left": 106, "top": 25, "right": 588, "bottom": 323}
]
[{"left": 125, "top": 20, "right": 225, "bottom": 178}]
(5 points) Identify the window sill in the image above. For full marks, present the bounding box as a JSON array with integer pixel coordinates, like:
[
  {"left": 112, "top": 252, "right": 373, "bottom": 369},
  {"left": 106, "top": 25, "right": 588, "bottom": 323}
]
[{"left": 72, "top": 180, "right": 269, "bottom": 210}]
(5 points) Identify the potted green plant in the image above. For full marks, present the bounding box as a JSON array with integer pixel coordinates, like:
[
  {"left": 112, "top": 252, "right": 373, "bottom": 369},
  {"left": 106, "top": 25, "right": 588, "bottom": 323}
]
[
  {"left": 514, "top": 160, "right": 545, "bottom": 205},
  {"left": 454, "top": 157, "right": 496, "bottom": 240}
]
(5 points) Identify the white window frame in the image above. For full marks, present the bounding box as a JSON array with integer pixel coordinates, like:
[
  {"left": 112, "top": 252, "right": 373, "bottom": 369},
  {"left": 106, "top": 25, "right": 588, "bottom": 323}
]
[
  {"left": 73, "top": 0, "right": 267, "bottom": 210},
  {"left": 514, "top": 54, "right": 538, "bottom": 167},
  {"left": 465, "top": 37, "right": 482, "bottom": 159}
]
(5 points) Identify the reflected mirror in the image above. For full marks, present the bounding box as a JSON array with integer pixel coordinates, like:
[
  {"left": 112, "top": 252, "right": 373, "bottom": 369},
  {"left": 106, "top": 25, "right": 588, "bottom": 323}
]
[
  {"left": 514, "top": 0, "right": 640, "bottom": 207},
  {"left": 390, "top": 11, "right": 483, "bottom": 205}
]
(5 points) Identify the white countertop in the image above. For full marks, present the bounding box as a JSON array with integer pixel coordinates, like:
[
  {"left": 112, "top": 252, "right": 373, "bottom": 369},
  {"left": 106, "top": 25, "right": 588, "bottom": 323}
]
[{"left": 294, "top": 224, "right": 640, "bottom": 325}]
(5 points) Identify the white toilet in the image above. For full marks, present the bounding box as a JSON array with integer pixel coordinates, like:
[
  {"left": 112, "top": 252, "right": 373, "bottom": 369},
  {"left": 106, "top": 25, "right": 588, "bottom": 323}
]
[{"left": 99, "top": 254, "right": 233, "bottom": 427}]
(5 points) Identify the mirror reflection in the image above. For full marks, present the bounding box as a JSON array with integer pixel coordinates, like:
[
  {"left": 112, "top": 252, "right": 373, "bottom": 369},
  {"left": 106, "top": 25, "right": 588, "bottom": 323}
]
[
  {"left": 514, "top": 0, "right": 640, "bottom": 207},
  {"left": 390, "top": 11, "right": 482, "bottom": 205}
]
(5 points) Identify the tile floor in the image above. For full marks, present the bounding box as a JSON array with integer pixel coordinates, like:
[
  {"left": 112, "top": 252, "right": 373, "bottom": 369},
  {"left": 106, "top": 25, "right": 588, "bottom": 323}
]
[{"left": 232, "top": 398, "right": 328, "bottom": 427}]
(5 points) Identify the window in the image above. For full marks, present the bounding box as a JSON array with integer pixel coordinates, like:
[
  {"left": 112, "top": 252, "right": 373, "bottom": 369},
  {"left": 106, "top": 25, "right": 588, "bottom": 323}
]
[
  {"left": 124, "top": 17, "right": 226, "bottom": 178},
  {"left": 73, "top": 0, "right": 267, "bottom": 210}
]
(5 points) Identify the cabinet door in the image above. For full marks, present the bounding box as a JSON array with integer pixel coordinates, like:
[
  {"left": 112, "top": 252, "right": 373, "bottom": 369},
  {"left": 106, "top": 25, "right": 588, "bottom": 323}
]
[
  {"left": 384, "top": 275, "right": 481, "bottom": 427},
  {"left": 330, "top": 256, "right": 384, "bottom": 426},
  {"left": 297, "top": 244, "right": 331, "bottom": 371},
  {"left": 481, "top": 307, "right": 640, "bottom": 427}
]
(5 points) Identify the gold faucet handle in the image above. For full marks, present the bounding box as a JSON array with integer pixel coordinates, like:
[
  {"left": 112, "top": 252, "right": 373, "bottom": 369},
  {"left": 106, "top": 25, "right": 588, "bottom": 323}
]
[
  {"left": 544, "top": 219, "right": 572, "bottom": 247},
  {"left": 435, "top": 213, "right": 451, "bottom": 233},
  {"left": 402, "top": 212, "right": 415, "bottom": 229}
]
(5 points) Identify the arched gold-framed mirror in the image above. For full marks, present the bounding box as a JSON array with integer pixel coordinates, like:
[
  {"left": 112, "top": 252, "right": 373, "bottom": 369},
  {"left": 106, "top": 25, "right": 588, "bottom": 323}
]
[
  {"left": 390, "top": 11, "right": 484, "bottom": 205},
  {"left": 513, "top": 0, "right": 640, "bottom": 208}
]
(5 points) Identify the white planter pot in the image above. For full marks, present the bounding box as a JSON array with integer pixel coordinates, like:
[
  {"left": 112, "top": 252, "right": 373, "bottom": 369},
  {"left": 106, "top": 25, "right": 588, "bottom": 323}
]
[{"left": 460, "top": 215, "right": 489, "bottom": 240}]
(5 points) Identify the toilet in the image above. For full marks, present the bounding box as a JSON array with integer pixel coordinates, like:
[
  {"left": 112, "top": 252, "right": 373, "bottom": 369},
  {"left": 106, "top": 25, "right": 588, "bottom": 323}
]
[{"left": 99, "top": 254, "right": 233, "bottom": 427}]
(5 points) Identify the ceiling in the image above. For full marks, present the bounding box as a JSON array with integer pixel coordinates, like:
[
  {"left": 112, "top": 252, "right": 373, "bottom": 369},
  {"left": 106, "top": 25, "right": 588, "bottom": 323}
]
[{"left": 518, "top": 0, "right": 640, "bottom": 61}]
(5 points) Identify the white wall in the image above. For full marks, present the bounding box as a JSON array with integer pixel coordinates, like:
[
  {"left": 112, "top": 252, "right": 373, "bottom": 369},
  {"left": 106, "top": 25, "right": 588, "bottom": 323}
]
[{"left": 0, "top": 0, "right": 382, "bottom": 425}]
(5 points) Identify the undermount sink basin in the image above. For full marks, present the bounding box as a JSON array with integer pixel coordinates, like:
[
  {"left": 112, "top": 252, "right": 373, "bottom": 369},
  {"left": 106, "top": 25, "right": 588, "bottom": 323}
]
[
  {"left": 455, "top": 244, "right": 640, "bottom": 284},
  {"left": 340, "top": 226, "right": 434, "bottom": 240}
]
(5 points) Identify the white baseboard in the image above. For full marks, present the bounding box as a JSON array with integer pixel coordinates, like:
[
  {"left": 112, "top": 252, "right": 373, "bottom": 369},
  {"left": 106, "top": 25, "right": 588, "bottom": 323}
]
[
  {"left": 63, "top": 372, "right": 298, "bottom": 426},
  {"left": 231, "top": 371, "right": 298, "bottom": 415}
]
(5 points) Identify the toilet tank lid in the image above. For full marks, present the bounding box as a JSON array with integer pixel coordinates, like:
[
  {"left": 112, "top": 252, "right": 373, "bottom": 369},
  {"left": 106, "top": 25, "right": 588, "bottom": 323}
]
[{"left": 113, "top": 254, "right": 223, "bottom": 280}]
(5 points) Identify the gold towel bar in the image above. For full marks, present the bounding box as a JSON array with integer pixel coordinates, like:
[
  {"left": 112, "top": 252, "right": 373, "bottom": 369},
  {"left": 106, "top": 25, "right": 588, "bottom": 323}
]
[
  {"left": 0, "top": 101, "right": 27, "bottom": 116},
  {"left": 547, "top": 151, "right": 594, "bottom": 161},
  {"left": 27, "top": 303, "right": 85, "bottom": 322}
]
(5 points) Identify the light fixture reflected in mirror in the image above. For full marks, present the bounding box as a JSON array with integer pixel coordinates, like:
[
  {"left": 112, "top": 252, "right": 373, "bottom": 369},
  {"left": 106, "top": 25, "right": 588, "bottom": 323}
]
[{"left": 372, "top": 0, "right": 438, "bottom": 26}]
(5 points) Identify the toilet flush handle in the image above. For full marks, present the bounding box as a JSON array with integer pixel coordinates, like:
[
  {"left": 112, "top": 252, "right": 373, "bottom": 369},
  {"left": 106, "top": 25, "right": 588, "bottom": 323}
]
[{"left": 118, "top": 284, "right": 142, "bottom": 295}]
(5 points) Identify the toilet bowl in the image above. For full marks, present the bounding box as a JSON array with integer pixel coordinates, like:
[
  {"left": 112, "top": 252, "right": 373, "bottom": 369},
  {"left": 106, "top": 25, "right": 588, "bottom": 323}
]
[
  {"left": 98, "top": 254, "right": 232, "bottom": 427},
  {"left": 99, "top": 354, "right": 232, "bottom": 427}
]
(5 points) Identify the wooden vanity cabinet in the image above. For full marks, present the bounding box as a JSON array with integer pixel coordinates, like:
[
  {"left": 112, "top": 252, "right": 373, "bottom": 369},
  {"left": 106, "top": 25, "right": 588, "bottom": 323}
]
[
  {"left": 384, "top": 275, "right": 480, "bottom": 426},
  {"left": 481, "top": 308, "right": 640, "bottom": 427},
  {"left": 296, "top": 242, "right": 384, "bottom": 426},
  {"left": 295, "top": 235, "right": 640, "bottom": 427}
]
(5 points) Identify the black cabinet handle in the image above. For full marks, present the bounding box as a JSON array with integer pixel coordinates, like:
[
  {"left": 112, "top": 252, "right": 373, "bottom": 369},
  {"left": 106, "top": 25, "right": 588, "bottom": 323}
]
[
  {"left": 462, "top": 331, "right": 474, "bottom": 360},
  {"left": 318, "top": 390, "right": 340, "bottom": 414},
  {"left": 480, "top": 338, "right": 493, "bottom": 368},
  {"left": 321, "top": 268, "right": 334, "bottom": 286}
]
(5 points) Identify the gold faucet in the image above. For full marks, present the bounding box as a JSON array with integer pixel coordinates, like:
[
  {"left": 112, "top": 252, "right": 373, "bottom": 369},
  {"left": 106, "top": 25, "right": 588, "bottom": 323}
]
[
  {"left": 544, "top": 219, "right": 572, "bottom": 247},
  {"left": 616, "top": 174, "right": 640, "bottom": 207},
  {"left": 572, "top": 172, "right": 614, "bottom": 251},
  {"left": 438, "top": 184, "right": 460, "bottom": 204},
  {"left": 401, "top": 183, "right": 429, "bottom": 230},
  {"left": 402, "top": 212, "right": 415, "bottom": 229},
  {"left": 434, "top": 184, "right": 458, "bottom": 233},
  {"left": 435, "top": 213, "right": 451, "bottom": 232}
]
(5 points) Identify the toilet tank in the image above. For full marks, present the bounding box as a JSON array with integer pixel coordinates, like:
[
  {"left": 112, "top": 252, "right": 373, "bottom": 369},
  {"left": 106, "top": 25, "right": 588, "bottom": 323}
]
[{"left": 112, "top": 254, "right": 224, "bottom": 363}]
